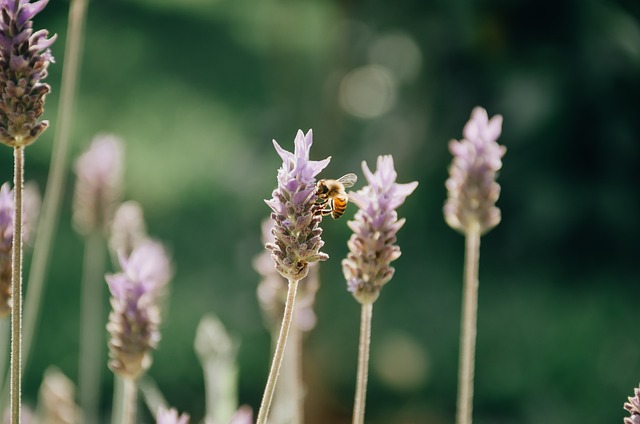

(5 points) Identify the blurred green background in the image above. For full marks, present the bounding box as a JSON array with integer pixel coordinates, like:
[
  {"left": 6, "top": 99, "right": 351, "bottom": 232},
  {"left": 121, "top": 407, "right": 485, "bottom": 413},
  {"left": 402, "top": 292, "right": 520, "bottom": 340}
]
[{"left": 1, "top": 0, "right": 640, "bottom": 422}]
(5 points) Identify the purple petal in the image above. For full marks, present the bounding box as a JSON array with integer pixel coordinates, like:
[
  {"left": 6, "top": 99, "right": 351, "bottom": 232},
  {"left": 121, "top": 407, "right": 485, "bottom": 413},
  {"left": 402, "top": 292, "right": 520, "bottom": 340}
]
[{"left": 17, "top": 0, "right": 48, "bottom": 27}]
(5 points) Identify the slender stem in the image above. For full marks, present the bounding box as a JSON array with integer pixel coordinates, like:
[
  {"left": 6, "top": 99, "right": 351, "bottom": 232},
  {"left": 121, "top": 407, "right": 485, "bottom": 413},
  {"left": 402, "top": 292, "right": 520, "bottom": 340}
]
[
  {"left": 111, "top": 376, "right": 124, "bottom": 424},
  {"left": 78, "top": 231, "right": 106, "bottom": 424},
  {"left": 352, "top": 302, "right": 373, "bottom": 424},
  {"left": 122, "top": 377, "right": 137, "bottom": 424},
  {"left": 0, "top": 319, "right": 7, "bottom": 391},
  {"left": 256, "top": 279, "right": 299, "bottom": 424},
  {"left": 10, "top": 146, "right": 24, "bottom": 424},
  {"left": 21, "top": 0, "right": 88, "bottom": 374},
  {"left": 139, "top": 375, "right": 168, "bottom": 420},
  {"left": 455, "top": 227, "right": 481, "bottom": 424},
  {"left": 270, "top": 314, "right": 303, "bottom": 424}
]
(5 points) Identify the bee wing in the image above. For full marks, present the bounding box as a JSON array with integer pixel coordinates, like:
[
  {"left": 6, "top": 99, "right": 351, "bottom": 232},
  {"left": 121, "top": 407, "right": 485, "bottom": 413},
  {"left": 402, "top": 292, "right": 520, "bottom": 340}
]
[{"left": 337, "top": 173, "right": 358, "bottom": 188}]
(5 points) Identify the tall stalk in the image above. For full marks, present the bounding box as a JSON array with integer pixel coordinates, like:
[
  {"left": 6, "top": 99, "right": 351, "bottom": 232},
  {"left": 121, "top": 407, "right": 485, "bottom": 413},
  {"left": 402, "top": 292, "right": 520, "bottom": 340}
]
[
  {"left": 122, "top": 377, "right": 137, "bottom": 424},
  {"left": 352, "top": 302, "right": 372, "bottom": 424},
  {"left": 256, "top": 279, "right": 298, "bottom": 424},
  {"left": 21, "top": 0, "right": 88, "bottom": 373},
  {"left": 10, "top": 145, "right": 24, "bottom": 424},
  {"left": 455, "top": 226, "right": 481, "bottom": 424},
  {"left": 78, "top": 232, "right": 107, "bottom": 424}
]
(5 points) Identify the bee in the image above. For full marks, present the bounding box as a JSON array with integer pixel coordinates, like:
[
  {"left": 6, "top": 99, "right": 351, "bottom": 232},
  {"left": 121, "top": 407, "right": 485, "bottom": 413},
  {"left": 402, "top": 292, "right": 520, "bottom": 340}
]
[{"left": 315, "top": 173, "right": 358, "bottom": 219}]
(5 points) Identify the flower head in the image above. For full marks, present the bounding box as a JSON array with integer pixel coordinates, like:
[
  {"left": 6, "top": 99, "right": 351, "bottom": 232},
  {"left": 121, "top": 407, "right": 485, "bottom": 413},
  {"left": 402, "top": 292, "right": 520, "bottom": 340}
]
[
  {"left": 109, "top": 200, "right": 148, "bottom": 259},
  {"left": 342, "top": 155, "right": 417, "bottom": 304},
  {"left": 157, "top": 406, "right": 189, "bottom": 424},
  {"left": 105, "top": 240, "right": 171, "bottom": 379},
  {"left": 255, "top": 218, "right": 320, "bottom": 332},
  {"left": 73, "top": 134, "right": 124, "bottom": 236},
  {"left": 264, "top": 129, "right": 330, "bottom": 281},
  {"left": 444, "top": 107, "right": 506, "bottom": 235},
  {"left": 0, "top": 0, "right": 56, "bottom": 147},
  {"left": 38, "top": 366, "right": 82, "bottom": 424},
  {"left": 625, "top": 385, "right": 640, "bottom": 424}
]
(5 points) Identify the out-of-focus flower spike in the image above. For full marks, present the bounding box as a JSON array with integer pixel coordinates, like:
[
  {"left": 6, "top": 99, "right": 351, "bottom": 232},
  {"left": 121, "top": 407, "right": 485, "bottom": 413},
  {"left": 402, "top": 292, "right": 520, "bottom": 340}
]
[
  {"left": 37, "top": 366, "right": 82, "bottom": 424},
  {"left": 229, "top": 406, "right": 253, "bottom": 424},
  {"left": 444, "top": 106, "right": 506, "bottom": 235},
  {"left": 105, "top": 240, "right": 171, "bottom": 380},
  {"left": 156, "top": 406, "right": 189, "bottom": 424},
  {"left": 73, "top": 134, "right": 124, "bottom": 236},
  {"left": 195, "top": 314, "right": 240, "bottom": 424},
  {"left": 109, "top": 201, "right": 148, "bottom": 262}
]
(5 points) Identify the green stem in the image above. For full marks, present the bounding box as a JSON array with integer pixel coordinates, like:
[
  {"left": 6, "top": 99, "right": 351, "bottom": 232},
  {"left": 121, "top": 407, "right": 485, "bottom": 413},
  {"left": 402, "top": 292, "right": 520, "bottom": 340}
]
[
  {"left": 78, "top": 232, "right": 106, "bottom": 424},
  {"left": 10, "top": 146, "right": 24, "bottom": 424},
  {"left": 122, "top": 377, "right": 137, "bottom": 424},
  {"left": 139, "top": 375, "right": 168, "bottom": 420},
  {"left": 0, "top": 319, "right": 8, "bottom": 395},
  {"left": 256, "top": 279, "right": 298, "bottom": 424},
  {"left": 21, "top": 0, "right": 88, "bottom": 375},
  {"left": 111, "top": 376, "right": 124, "bottom": 424},
  {"left": 271, "top": 313, "right": 303, "bottom": 424},
  {"left": 352, "top": 302, "right": 372, "bottom": 424},
  {"left": 455, "top": 226, "right": 481, "bottom": 424}
]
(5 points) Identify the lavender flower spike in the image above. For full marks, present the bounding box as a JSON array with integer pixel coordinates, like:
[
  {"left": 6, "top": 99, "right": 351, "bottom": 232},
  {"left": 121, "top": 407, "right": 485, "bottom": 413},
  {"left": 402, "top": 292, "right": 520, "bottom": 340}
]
[
  {"left": 342, "top": 155, "right": 418, "bottom": 304},
  {"left": 156, "top": 407, "right": 189, "bottom": 424},
  {"left": 624, "top": 385, "right": 640, "bottom": 424},
  {"left": 73, "top": 134, "right": 124, "bottom": 236},
  {"left": 106, "top": 240, "right": 171, "bottom": 379},
  {"left": 265, "top": 129, "right": 330, "bottom": 281},
  {"left": 0, "top": 0, "right": 56, "bottom": 147},
  {"left": 444, "top": 107, "right": 506, "bottom": 235}
]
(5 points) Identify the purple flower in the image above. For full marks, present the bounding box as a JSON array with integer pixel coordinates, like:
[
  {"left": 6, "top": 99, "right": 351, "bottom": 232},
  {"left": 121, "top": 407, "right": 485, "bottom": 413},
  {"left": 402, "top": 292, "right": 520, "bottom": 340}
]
[
  {"left": 625, "top": 386, "right": 640, "bottom": 424},
  {"left": 73, "top": 134, "right": 124, "bottom": 236},
  {"left": 156, "top": 406, "right": 190, "bottom": 424},
  {"left": 0, "top": 0, "right": 56, "bottom": 147},
  {"left": 105, "top": 240, "right": 171, "bottom": 379},
  {"left": 444, "top": 107, "right": 506, "bottom": 235},
  {"left": 342, "top": 155, "right": 418, "bottom": 304},
  {"left": 264, "top": 129, "right": 330, "bottom": 281}
]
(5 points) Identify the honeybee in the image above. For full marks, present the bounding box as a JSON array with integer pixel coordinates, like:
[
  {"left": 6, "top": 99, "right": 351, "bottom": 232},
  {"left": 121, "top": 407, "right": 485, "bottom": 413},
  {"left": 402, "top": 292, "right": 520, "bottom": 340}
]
[{"left": 315, "top": 173, "right": 358, "bottom": 219}]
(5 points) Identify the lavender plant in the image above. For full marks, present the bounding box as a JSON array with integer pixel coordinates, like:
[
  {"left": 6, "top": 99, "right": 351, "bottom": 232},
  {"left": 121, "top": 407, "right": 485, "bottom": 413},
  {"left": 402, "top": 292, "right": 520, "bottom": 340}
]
[
  {"left": 257, "top": 129, "right": 330, "bottom": 424},
  {"left": 20, "top": 0, "right": 88, "bottom": 391},
  {"left": 106, "top": 240, "right": 172, "bottom": 424},
  {"left": 342, "top": 155, "right": 417, "bottom": 424},
  {"left": 73, "top": 134, "right": 124, "bottom": 424},
  {"left": 444, "top": 106, "right": 505, "bottom": 424},
  {"left": 0, "top": 0, "right": 55, "bottom": 420},
  {"left": 255, "top": 218, "right": 320, "bottom": 424}
]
